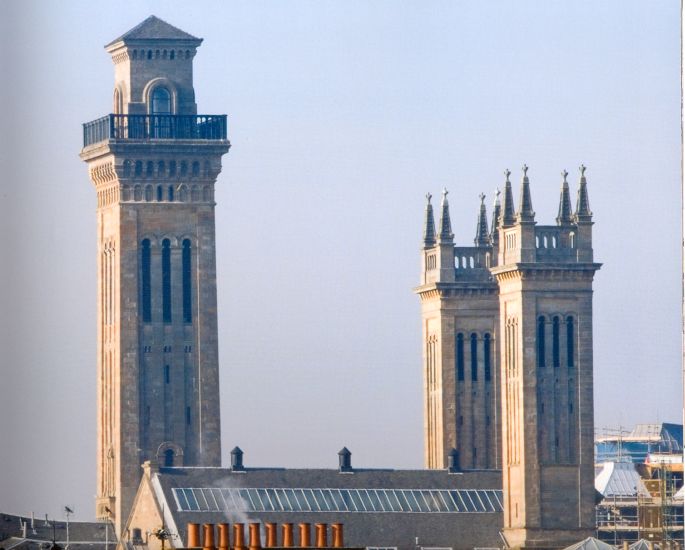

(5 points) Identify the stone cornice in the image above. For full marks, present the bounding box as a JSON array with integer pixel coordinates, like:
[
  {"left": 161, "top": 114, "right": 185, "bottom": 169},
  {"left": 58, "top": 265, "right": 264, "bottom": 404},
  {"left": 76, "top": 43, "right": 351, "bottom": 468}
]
[
  {"left": 491, "top": 262, "right": 601, "bottom": 283},
  {"left": 414, "top": 281, "right": 499, "bottom": 301}
]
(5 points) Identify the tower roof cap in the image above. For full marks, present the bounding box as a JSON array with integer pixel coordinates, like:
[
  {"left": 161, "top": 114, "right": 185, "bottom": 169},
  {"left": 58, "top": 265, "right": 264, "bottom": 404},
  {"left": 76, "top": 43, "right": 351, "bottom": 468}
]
[{"left": 106, "top": 15, "right": 202, "bottom": 49}]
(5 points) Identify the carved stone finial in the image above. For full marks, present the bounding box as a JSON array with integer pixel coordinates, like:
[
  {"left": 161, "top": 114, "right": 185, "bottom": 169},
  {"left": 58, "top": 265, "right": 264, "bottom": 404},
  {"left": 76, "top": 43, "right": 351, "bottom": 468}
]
[
  {"left": 522, "top": 164, "right": 529, "bottom": 177},
  {"left": 562, "top": 169, "right": 568, "bottom": 182},
  {"left": 426, "top": 192, "right": 432, "bottom": 204},
  {"left": 495, "top": 187, "right": 501, "bottom": 199},
  {"left": 579, "top": 164, "right": 587, "bottom": 178},
  {"left": 442, "top": 187, "right": 449, "bottom": 200},
  {"left": 504, "top": 169, "right": 511, "bottom": 182},
  {"left": 479, "top": 192, "right": 486, "bottom": 204}
]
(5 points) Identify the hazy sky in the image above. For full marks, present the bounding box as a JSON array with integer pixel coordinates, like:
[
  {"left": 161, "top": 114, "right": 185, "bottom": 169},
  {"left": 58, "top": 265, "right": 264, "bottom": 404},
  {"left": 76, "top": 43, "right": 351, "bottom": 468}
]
[{"left": 0, "top": 0, "right": 680, "bottom": 523}]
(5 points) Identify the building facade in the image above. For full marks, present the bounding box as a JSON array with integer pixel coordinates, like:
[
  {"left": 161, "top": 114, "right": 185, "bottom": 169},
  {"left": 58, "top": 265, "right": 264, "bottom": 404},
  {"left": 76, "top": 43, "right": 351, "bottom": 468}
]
[
  {"left": 80, "top": 16, "right": 230, "bottom": 533},
  {"left": 416, "top": 166, "right": 601, "bottom": 548}
]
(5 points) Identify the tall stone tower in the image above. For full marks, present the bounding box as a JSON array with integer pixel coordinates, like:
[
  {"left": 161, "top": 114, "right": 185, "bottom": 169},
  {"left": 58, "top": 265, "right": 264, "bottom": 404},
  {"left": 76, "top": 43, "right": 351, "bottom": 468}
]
[
  {"left": 415, "top": 190, "right": 501, "bottom": 470},
  {"left": 493, "top": 166, "right": 600, "bottom": 548},
  {"left": 80, "top": 16, "right": 229, "bottom": 533},
  {"left": 416, "top": 166, "right": 600, "bottom": 548}
]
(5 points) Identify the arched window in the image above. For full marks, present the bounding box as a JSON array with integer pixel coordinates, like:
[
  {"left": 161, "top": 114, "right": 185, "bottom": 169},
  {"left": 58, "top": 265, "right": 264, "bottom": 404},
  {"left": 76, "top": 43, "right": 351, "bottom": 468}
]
[
  {"left": 157, "top": 185, "right": 163, "bottom": 202},
  {"left": 483, "top": 333, "right": 491, "bottom": 381},
  {"left": 182, "top": 239, "right": 192, "bottom": 323},
  {"left": 537, "top": 316, "right": 545, "bottom": 368},
  {"left": 164, "top": 449, "right": 175, "bottom": 467},
  {"left": 192, "top": 161, "right": 200, "bottom": 177},
  {"left": 158, "top": 161, "right": 166, "bottom": 176},
  {"left": 566, "top": 316, "right": 575, "bottom": 368},
  {"left": 552, "top": 316, "right": 560, "bottom": 368},
  {"left": 470, "top": 333, "right": 478, "bottom": 382},
  {"left": 168, "top": 185, "right": 174, "bottom": 202},
  {"left": 123, "top": 160, "right": 132, "bottom": 177},
  {"left": 151, "top": 88, "right": 171, "bottom": 114},
  {"left": 162, "top": 239, "right": 171, "bottom": 323},
  {"left": 141, "top": 239, "right": 151, "bottom": 322},
  {"left": 456, "top": 333, "right": 464, "bottom": 382},
  {"left": 113, "top": 88, "right": 122, "bottom": 115}
]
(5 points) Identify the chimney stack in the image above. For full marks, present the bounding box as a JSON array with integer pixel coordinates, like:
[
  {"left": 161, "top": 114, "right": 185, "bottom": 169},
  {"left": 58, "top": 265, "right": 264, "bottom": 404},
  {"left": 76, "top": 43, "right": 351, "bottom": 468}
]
[
  {"left": 231, "top": 447, "right": 245, "bottom": 471},
  {"left": 338, "top": 448, "right": 352, "bottom": 473},
  {"left": 203, "top": 523, "right": 216, "bottom": 550},
  {"left": 331, "top": 524, "right": 344, "bottom": 548},
  {"left": 264, "top": 523, "right": 277, "bottom": 547},
  {"left": 447, "top": 448, "right": 460, "bottom": 473},
  {"left": 187, "top": 523, "right": 201, "bottom": 547},
  {"left": 218, "top": 523, "right": 230, "bottom": 550},
  {"left": 315, "top": 524, "right": 327, "bottom": 548},
  {"left": 281, "top": 523, "right": 294, "bottom": 548},
  {"left": 233, "top": 523, "right": 246, "bottom": 550},
  {"left": 248, "top": 523, "right": 262, "bottom": 550},
  {"left": 298, "top": 523, "right": 311, "bottom": 547}
]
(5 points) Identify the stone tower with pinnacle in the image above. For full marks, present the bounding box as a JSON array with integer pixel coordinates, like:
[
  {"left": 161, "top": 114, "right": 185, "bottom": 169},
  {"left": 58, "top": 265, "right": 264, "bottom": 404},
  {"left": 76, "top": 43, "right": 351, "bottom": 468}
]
[
  {"left": 416, "top": 166, "right": 600, "bottom": 548},
  {"left": 80, "top": 16, "right": 230, "bottom": 533},
  {"left": 416, "top": 189, "right": 501, "bottom": 470}
]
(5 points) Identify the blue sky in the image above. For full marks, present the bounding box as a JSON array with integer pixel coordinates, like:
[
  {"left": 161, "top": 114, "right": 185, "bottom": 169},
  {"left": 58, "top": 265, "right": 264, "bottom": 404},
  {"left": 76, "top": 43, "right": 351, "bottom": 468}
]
[{"left": 0, "top": 0, "right": 680, "bottom": 521}]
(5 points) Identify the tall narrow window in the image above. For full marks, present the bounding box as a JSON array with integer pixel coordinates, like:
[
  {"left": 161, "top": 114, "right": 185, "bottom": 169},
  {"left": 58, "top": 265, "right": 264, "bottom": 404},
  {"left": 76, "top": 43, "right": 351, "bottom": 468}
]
[
  {"left": 164, "top": 365, "right": 170, "bottom": 384},
  {"left": 182, "top": 239, "right": 192, "bottom": 323},
  {"left": 141, "top": 239, "right": 151, "bottom": 322},
  {"left": 456, "top": 333, "right": 464, "bottom": 381},
  {"left": 483, "top": 333, "right": 491, "bottom": 381},
  {"left": 157, "top": 185, "right": 163, "bottom": 201},
  {"left": 162, "top": 239, "right": 171, "bottom": 323},
  {"left": 470, "top": 333, "right": 478, "bottom": 381},
  {"left": 168, "top": 185, "right": 174, "bottom": 202},
  {"left": 537, "top": 316, "right": 545, "bottom": 367},
  {"left": 151, "top": 88, "right": 171, "bottom": 114},
  {"left": 566, "top": 316, "right": 574, "bottom": 368},
  {"left": 552, "top": 316, "right": 560, "bottom": 368},
  {"left": 164, "top": 449, "right": 175, "bottom": 467}
]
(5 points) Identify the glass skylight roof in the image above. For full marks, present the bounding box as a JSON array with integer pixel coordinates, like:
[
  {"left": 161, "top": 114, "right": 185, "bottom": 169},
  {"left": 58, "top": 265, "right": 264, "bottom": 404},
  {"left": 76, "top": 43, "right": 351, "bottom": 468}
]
[{"left": 171, "top": 488, "right": 502, "bottom": 514}]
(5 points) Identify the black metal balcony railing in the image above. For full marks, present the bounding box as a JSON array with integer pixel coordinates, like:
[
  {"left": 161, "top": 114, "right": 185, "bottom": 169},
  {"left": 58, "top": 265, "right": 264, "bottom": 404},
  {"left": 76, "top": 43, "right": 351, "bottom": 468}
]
[{"left": 83, "top": 114, "right": 228, "bottom": 147}]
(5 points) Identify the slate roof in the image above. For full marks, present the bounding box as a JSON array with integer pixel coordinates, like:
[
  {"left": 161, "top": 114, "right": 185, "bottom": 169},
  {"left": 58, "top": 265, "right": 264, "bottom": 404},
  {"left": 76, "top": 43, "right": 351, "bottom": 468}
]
[
  {"left": 630, "top": 539, "right": 659, "bottom": 550},
  {"left": 594, "top": 462, "right": 650, "bottom": 499},
  {"left": 0, "top": 513, "right": 115, "bottom": 550},
  {"left": 106, "top": 16, "right": 201, "bottom": 48},
  {"left": 562, "top": 536, "right": 616, "bottom": 550},
  {"left": 135, "top": 466, "right": 504, "bottom": 550},
  {"left": 628, "top": 423, "right": 682, "bottom": 450}
]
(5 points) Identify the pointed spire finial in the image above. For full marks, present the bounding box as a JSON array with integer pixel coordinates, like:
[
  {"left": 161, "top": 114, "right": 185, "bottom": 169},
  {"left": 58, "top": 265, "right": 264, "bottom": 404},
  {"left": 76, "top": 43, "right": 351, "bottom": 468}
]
[
  {"left": 575, "top": 164, "right": 592, "bottom": 222},
  {"left": 500, "top": 170, "right": 516, "bottom": 227},
  {"left": 475, "top": 193, "right": 490, "bottom": 247},
  {"left": 438, "top": 187, "right": 453, "bottom": 242},
  {"left": 490, "top": 187, "right": 502, "bottom": 243},
  {"left": 557, "top": 168, "right": 573, "bottom": 225},
  {"left": 517, "top": 164, "right": 535, "bottom": 222},
  {"left": 423, "top": 192, "right": 436, "bottom": 248}
]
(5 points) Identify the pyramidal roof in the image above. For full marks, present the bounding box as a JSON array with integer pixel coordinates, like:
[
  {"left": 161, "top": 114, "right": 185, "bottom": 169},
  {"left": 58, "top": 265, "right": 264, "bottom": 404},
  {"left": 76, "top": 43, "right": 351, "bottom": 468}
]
[
  {"left": 594, "top": 461, "right": 650, "bottom": 498},
  {"left": 106, "top": 15, "right": 201, "bottom": 48},
  {"left": 562, "top": 537, "right": 616, "bottom": 550}
]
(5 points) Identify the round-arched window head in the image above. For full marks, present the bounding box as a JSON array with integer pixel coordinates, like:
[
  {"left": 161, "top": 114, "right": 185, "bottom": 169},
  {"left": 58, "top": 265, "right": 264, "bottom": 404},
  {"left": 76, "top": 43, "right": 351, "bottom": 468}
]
[{"left": 151, "top": 87, "right": 171, "bottom": 115}]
